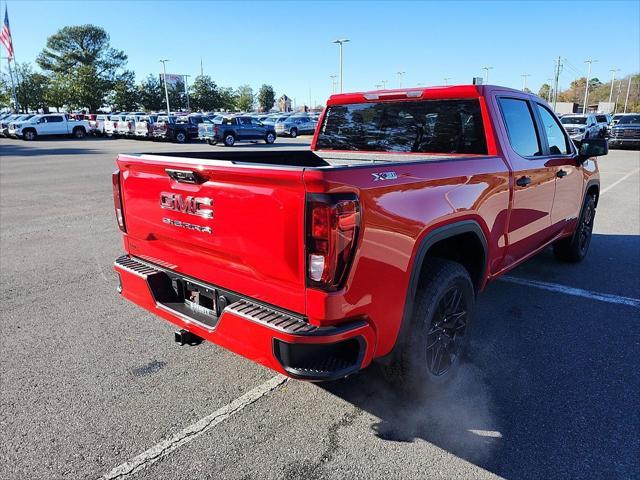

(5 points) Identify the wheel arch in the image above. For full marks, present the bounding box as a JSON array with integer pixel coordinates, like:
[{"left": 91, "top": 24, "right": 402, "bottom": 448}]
[
  {"left": 378, "top": 220, "right": 488, "bottom": 364},
  {"left": 585, "top": 179, "right": 600, "bottom": 207}
]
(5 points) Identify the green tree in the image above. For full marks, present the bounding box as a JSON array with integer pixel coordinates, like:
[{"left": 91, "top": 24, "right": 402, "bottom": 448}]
[
  {"left": 44, "top": 74, "right": 71, "bottom": 112},
  {"left": 166, "top": 79, "right": 186, "bottom": 111},
  {"left": 189, "top": 75, "right": 221, "bottom": 111},
  {"left": 0, "top": 75, "right": 11, "bottom": 109},
  {"left": 538, "top": 83, "right": 551, "bottom": 100},
  {"left": 138, "top": 74, "right": 164, "bottom": 111},
  {"left": 219, "top": 87, "right": 236, "bottom": 111},
  {"left": 257, "top": 84, "right": 275, "bottom": 112},
  {"left": 15, "top": 64, "right": 50, "bottom": 112},
  {"left": 37, "top": 25, "right": 127, "bottom": 111},
  {"left": 109, "top": 70, "right": 139, "bottom": 111},
  {"left": 236, "top": 84, "right": 254, "bottom": 112}
]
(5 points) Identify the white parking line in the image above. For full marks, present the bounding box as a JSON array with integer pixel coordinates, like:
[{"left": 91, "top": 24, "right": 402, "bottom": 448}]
[
  {"left": 100, "top": 375, "right": 288, "bottom": 480},
  {"left": 601, "top": 167, "right": 640, "bottom": 195},
  {"left": 499, "top": 276, "right": 640, "bottom": 308}
]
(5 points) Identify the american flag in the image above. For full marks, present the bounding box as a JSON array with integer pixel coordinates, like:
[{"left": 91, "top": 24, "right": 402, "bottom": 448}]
[{"left": 0, "top": 6, "right": 14, "bottom": 60}]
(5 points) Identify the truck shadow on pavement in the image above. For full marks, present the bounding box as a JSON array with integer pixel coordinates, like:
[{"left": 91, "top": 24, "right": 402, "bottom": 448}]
[
  {"left": 319, "top": 234, "right": 639, "bottom": 479},
  {"left": 0, "top": 142, "right": 103, "bottom": 157}
]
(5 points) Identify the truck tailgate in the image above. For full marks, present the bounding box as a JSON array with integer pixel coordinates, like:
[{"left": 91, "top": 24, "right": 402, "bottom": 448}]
[{"left": 116, "top": 154, "right": 307, "bottom": 314}]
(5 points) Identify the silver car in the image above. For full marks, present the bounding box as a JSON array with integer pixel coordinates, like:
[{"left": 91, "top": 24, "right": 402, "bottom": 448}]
[
  {"left": 560, "top": 114, "right": 601, "bottom": 141},
  {"left": 274, "top": 115, "right": 317, "bottom": 138}
]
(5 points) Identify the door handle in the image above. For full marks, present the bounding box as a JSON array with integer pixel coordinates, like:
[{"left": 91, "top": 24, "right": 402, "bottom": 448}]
[
  {"left": 556, "top": 169, "right": 568, "bottom": 178},
  {"left": 516, "top": 176, "right": 532, "bottom": 187}
]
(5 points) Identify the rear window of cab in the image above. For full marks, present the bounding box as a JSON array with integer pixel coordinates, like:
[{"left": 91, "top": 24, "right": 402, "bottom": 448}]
[{"left": 315, "top": 99, "right": 487, "bottom": 154}]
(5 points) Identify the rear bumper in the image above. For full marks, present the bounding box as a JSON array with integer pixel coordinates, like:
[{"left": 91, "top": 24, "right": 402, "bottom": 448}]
[{"left": 114, "top": 255, "right": 375, "bottom": 381}]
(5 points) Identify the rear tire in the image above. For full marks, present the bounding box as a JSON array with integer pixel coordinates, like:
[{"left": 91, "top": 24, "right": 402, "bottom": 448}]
[
  {"left": 175, "top": 131, "right": 187, "bottom": 144},
  {"left": 553, "top": 194, "right": 596, "bottom": 262},
  {"left": 382, "top": 258, "right": 474, "bottom": 393},
  {"left": 289, "top": 128, "right": 298, "bottom": 138},
  {"left": 223, "top": 133, "right": 235, "bottom": 147},
  {"left": 265, "top": 132, "right": 276, "bottom": 144},
  {"left": 73, "top": 127, "right": 85, "bottom": 139}
]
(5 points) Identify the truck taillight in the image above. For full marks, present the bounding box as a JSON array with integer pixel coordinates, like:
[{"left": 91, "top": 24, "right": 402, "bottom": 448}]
[
  {"left": 306, "top": 194, "right": 360, "bottom": 291},
  {"left": 214, "top": 126, "right": 219, "bottom": 135},
  {"left": 112, "top": 169, "right": 126, "bottom": 232},
  {"left": 127, "top": 121, "right": 132, "bottom": 129}
]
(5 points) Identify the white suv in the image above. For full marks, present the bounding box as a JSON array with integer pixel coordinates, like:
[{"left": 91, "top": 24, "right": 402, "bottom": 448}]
[{"left": 559, "top": 114, "right": 601, "bottom": 141}]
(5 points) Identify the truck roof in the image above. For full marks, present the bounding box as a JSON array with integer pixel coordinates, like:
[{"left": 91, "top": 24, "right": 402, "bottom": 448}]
[{"left": 326, "top": 84, "right": 528, "bottom": 106}]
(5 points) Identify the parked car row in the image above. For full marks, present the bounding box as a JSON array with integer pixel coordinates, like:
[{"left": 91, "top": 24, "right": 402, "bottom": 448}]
[
  {"left": 1, "top": 109, "right": 322, "bottom": 145},
  {"left": 0, "top": 112, "right": 90, "bottom": 140}
]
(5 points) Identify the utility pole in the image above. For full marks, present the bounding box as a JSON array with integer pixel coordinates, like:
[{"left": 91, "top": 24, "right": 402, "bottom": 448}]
[
  {"left": 608, "top": 68, "right": 620, "bottom": 107},
  {"left": 159, "top": 59, "right": 171, "bottom": 114},
  {"left": 482, "top": 66, "right": 493, "bottom": 84},
  {"left": 521, "top": 74, "right": 530, "bottom": 91},
  {"left": 397, "top": 71, "right": 406, "bottom": 88},
  {"left": 583, "top": 58, "right": 597, "bottom": 114},
  {"left": 332, "top": 39, "right": 350, "bottom": 93},
  {"left": 624, "top": 77, "right": 632, "bottom": 113},
  {"left": 546, "top": 77, "right": 554, "bottom": 103},
  {"left": 444, "top": 77, "right": 451, "bottom": 86},
  {"left": 552, "top": 56, "right": 562, "bottom": 111},
  {"left": 183, "top": 74, "right": 191, "bottom": 111},
  {"left": 329, "top": 74, "right": 337, "bottom": 93}
]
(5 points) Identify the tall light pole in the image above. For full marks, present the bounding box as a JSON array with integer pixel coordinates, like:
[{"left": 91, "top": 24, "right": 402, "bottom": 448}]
[
  {"left": 183, "top": 74, "right": 191, "bottom": 111},
  {"left": 482, "top": 66, "right": 493, "bottom": 84},
  {"left": 159, "top": 59, "right": 171, "bottom": 114},
  {"left": 444, "top": 77, "right": 451, "bottom": 86},
  {"left": 332, "top": 39, "right": 350, "bottom": 93},
  {"left": 521, "top": 73, "right": 530, "bottom": 91},
  {"left": 608, "top": 68, "right": 620, "bottom": 107},
  {"left": 583, "top": 59, "right": 597, "bottom": 114},
  {"left": 624, "top": 77, "right": 632, "bottom": 113},
  {"left": 397, "top": 71, "right": 406, "bottom": 88},
  {"left": 547, "top": 77, "right": 554, "bottom": 102},
  {"left": 381, "top": 79, "right": 388, "bottom": 89},
  {"left": 329, "top": 74, "right": 337, "bottom": 93}
]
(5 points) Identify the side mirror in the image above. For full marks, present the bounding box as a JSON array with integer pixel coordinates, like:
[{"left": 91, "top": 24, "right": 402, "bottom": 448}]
[{"left": 576, "top": 138, "right": 608, "bottom": 162}]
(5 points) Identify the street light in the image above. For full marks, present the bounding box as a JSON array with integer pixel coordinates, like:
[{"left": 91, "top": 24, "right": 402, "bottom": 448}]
[
  {"left": 444, "top": 77, "right": 451, "bottom": 86},
  {"left": 521, "top": 73, "right": 530, "bottom": 91},
  {"left": 608, "top": 68, "right": 621, "bottom": 107},
  {"left": 397, "top": 71, "right": 406, "bottom": 88},
  {"left": 329, "top": 74, "right": 337, "bottom": 93},
  {"left": 332, "top": 39, "right": 350, "bottom": 93},
  {"left": 381, "top": 79, "right": 388, "bottom": 89},
  {"left": 159, "top": 59, "right": 171, "bottom": 114},
  {"left": 583, "top": 59, "right": 597, "bottom": 114},
  {"left": 482, "top": 66, "right": 493, "bottom": 84},
  {"left": 183, "top": 74, "right": 191, "bottom": 111}
]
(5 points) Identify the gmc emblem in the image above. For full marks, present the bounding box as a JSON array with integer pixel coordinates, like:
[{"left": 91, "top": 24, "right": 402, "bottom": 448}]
[{"left": 160, "top": 192, "right": 213, "bottom": 219}]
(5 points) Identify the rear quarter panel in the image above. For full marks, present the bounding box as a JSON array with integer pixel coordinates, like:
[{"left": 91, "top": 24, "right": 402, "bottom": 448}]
[{"left": 303, "top": 156, "right": 511, "bottom": 357}]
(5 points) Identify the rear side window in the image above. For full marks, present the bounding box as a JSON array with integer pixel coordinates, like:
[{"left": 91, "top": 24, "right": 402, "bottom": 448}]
[
  {"left": 535, "top": 104, "right": 570, "bottom": 155},
  {"left": 498, "top": 98, "right": 541, "bottom": 157},
  {"left": 316, "top": 99, "right": 487, "bottom": 154},
  {"left": 46, "top": 116, "right": 64, "bottom": 123}
]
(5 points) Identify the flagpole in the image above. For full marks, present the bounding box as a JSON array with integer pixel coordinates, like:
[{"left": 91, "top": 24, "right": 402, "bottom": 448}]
[{"left": 7, "top": 57, "right": 17, "bottom": 112}]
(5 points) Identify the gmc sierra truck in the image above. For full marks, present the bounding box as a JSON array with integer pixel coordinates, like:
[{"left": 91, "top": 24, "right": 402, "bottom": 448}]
[{"left": 113, "top": 85, "right": 607, "bottom": 389}]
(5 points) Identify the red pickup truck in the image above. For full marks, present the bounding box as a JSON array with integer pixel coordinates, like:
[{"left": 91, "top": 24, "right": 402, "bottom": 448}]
[{"left": 113, "top": 85, "right": 607, "bottom": 389}]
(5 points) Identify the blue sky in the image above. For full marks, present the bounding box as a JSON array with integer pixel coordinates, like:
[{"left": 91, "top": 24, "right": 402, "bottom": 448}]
[{"left": 1, "top": 0, "right": 639, "bottom": 107}]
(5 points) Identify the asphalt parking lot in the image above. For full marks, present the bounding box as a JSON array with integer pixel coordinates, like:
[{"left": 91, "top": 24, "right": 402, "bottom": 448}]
[{"left": 1, "top": 136, "right": 638, "bottom": 480}]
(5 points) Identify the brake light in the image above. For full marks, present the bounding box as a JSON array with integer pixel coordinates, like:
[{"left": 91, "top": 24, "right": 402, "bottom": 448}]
[
  {"left": 127, "top": 121, "right": 132, "bottom": 129},
  {"left": 112, "top": 169, "right": 126, "bottom": 232},
  {"left": 306, "top": 194, "right": 360, "bottom": 291},
  {"left": 214, "top": 126, "right": 219, "bottom": 135}
]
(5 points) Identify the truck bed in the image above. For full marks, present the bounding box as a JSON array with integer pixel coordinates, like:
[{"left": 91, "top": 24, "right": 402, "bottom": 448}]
[{"left": 133, "top": 149, "right": 486, "bottom": 168}]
